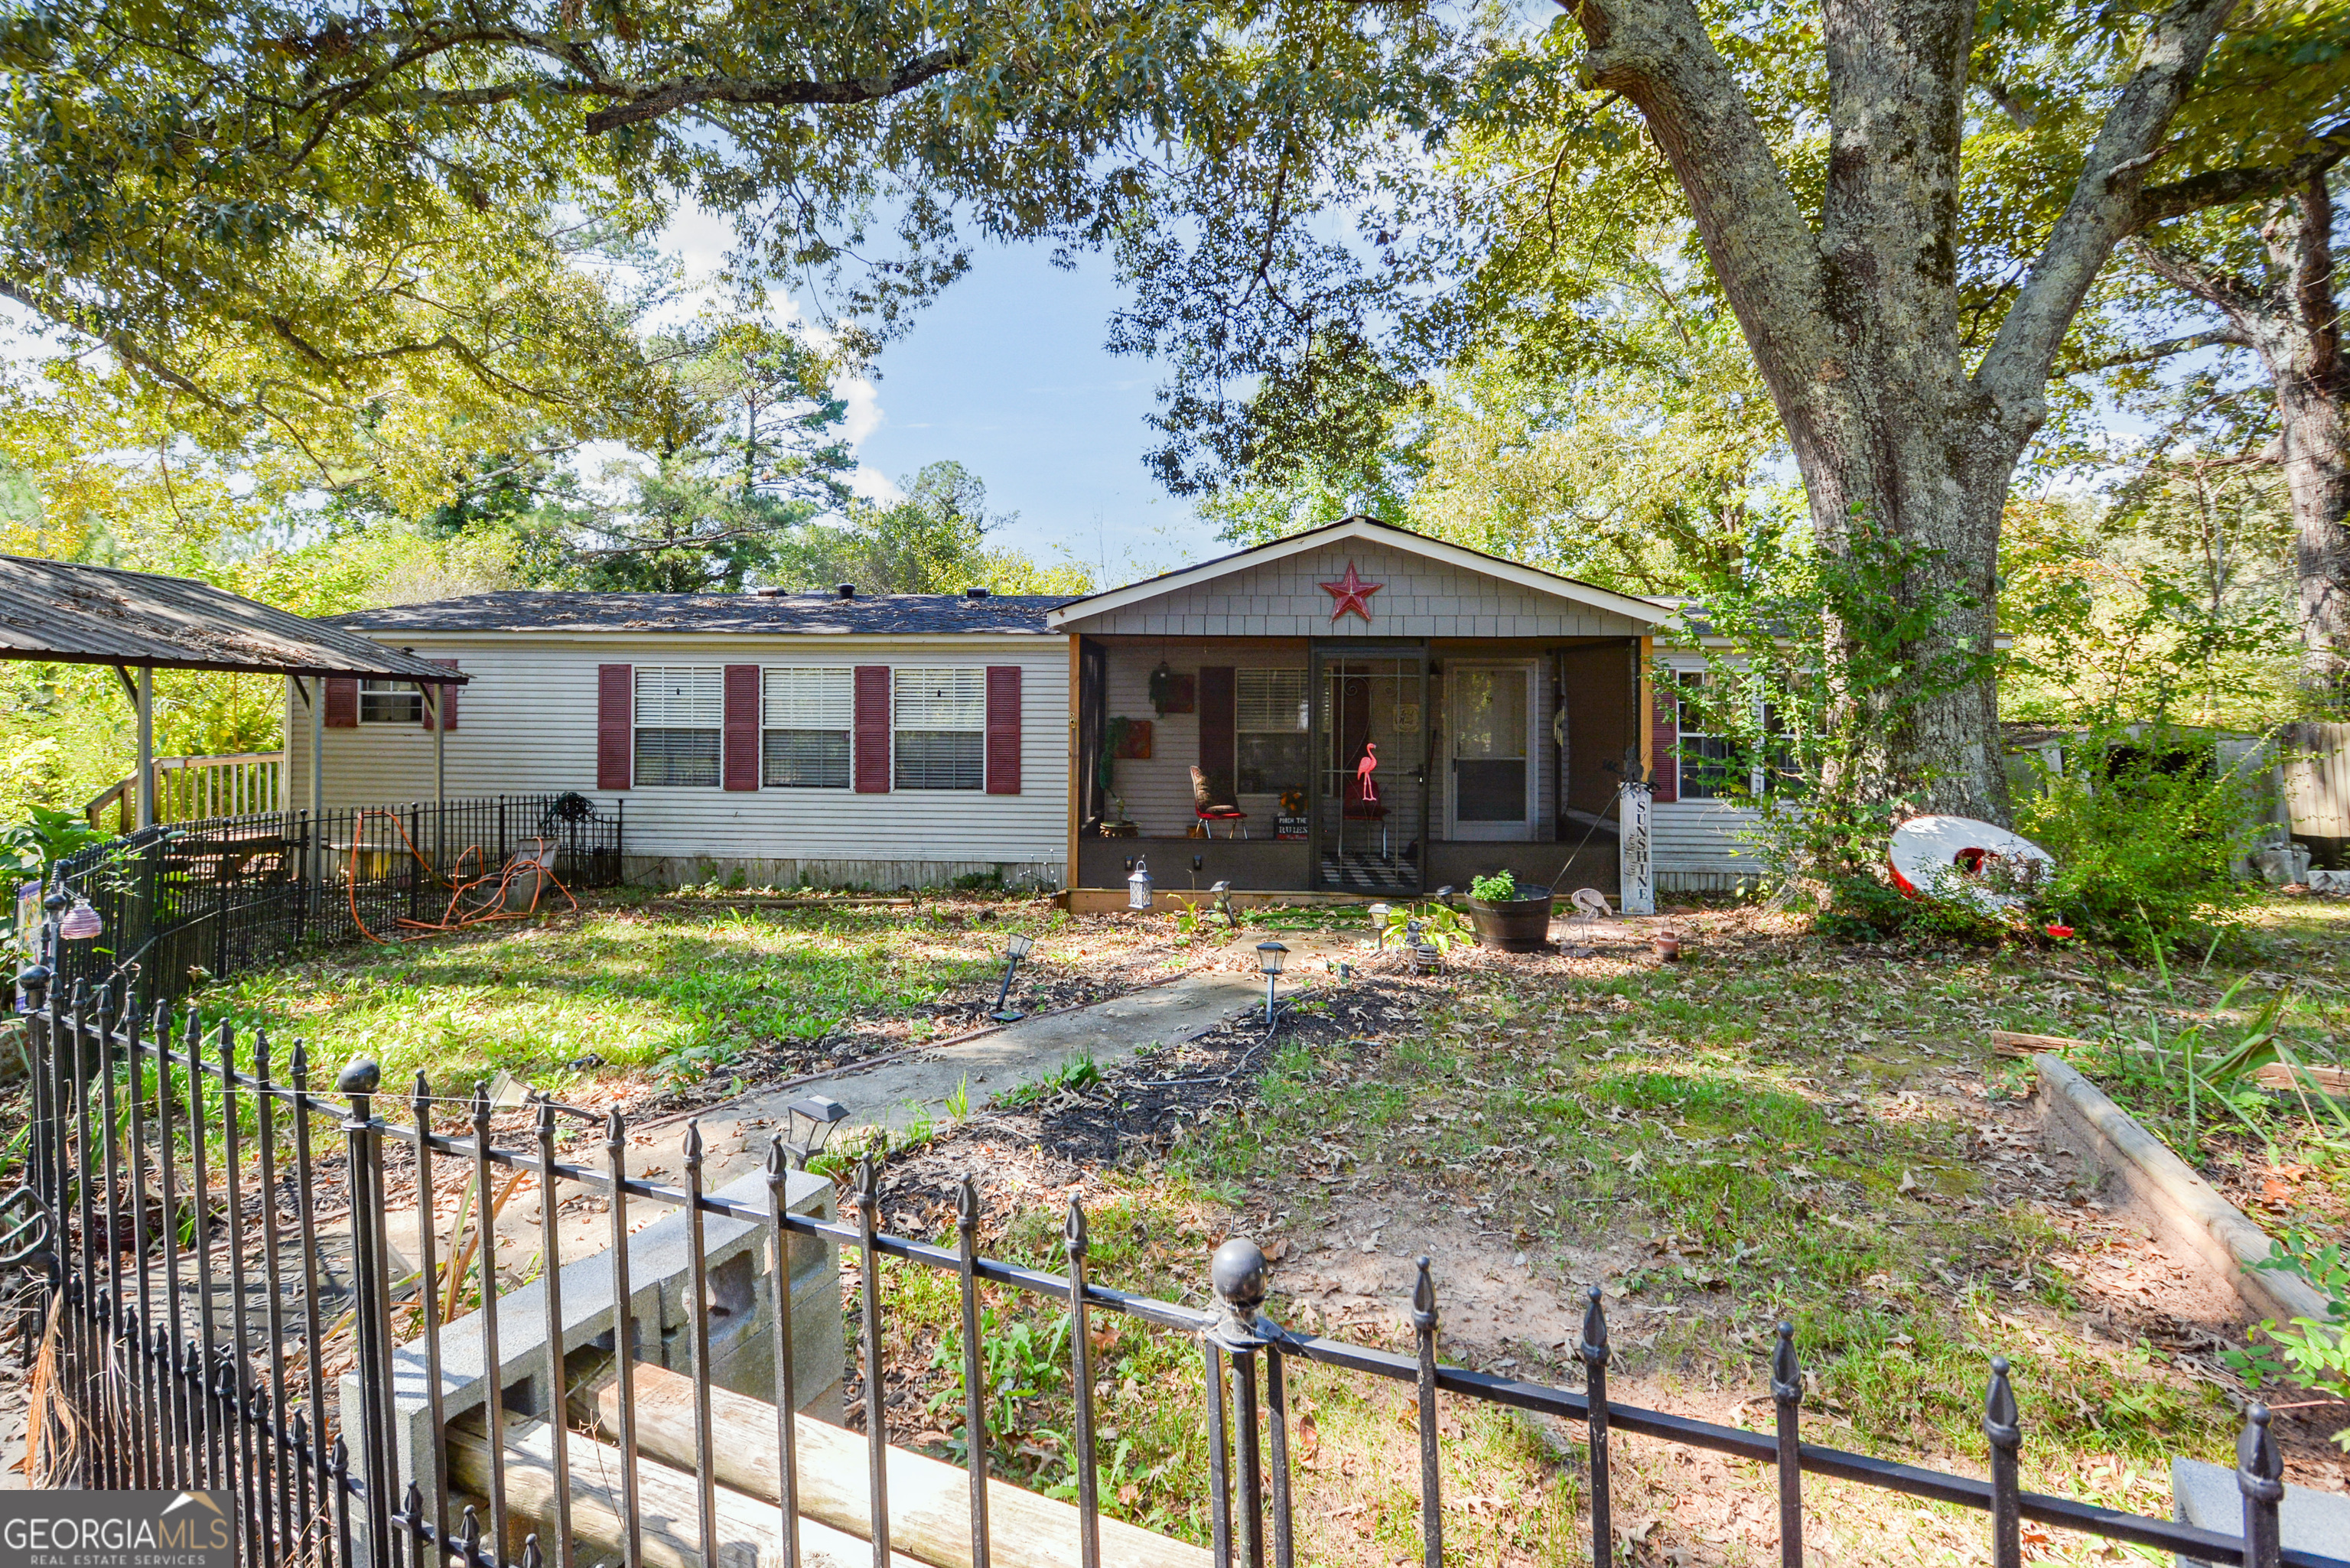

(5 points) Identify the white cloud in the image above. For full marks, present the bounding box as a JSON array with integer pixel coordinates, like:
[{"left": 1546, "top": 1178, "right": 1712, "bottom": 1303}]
[{"left": 850, "top": 466, "right": 904, "bottom": 503}]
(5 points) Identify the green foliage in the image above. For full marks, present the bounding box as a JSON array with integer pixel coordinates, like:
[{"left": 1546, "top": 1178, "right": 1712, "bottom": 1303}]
[
  {"left": 2226, "top": 1228, "right": 2350, "bottom": 1451},
  {"left": 996, "top": 1050, "right": 1103, "bottom": 1110},
  {"left": 2013, "top": 733, "right": 2266, "bottom": 955},
  {"left": 1381, "top": 900, "right": 1470, "bottom": 954},
  {"left": 1467, "top": 870, "right": 1517, "bottom": 903}
]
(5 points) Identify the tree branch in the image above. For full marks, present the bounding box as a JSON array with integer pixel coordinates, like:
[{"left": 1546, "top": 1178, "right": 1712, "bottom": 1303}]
[
  {"left": 1561, "top": 0, "right": 1828, "bottom": 405},
  {"left": 582, "top": 50, "right": 967, "bottom": 134},
  {"left": 2060, "top": 327, "right": 2251, "bottom": 373},
  {"left": 1973, "top": 0, "right": 2244, "bottom": 415},
  {"left": 2135, "top": 121, "right": 2350, "bottom": 227}
]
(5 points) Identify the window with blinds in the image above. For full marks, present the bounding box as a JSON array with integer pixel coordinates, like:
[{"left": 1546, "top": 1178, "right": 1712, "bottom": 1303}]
[
  {"left": 894, "top": 668, "right": 985, "bottom": 790},
  {"left": 359, "top": 678, "right": 422, "bottom": 724},
  {"left": 763, "top": 667, "right": 853, "bottom": 788},
  {"left": 1236, "top": 669, "right": 1309, "bottom": 795},
  {"left": 634, "top": 666, "right": 723, "bottom": 786}
]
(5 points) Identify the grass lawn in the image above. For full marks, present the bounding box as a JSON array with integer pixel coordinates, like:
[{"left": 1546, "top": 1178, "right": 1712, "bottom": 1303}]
[
  {"left": 835, "top": 895, "right": 2348, "bottom": 1568},
  {"left": 197, "top": 889, "right": 1186, "bottom": 1092},
  {"left": 149, "top": 888, "right": 2350, "bottom": 1565}
]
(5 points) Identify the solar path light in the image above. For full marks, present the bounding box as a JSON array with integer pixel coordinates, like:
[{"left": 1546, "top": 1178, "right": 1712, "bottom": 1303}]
[
  {"left": 1257, "top": 939, "right": 1287, "bottom": 1027},
  {"left": 990, "top": 932, "right": 1037, "bottom": 1022},
  {"left": 782, "top": 1095, "right": 850, "bottom": 1169}
]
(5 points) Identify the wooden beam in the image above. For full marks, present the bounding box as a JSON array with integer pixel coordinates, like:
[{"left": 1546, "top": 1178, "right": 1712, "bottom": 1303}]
[
  {"left": 601, "top": 1364, "right": 1212, "bottom": 1568},
  {"left": 447, "top": 1413, "right": 922, "bottom": 1568}
]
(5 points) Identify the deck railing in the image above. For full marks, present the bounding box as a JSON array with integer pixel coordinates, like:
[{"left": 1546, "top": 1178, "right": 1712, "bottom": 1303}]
[{"left": 84, "top": 751, "right": 286, "bottom": 833}]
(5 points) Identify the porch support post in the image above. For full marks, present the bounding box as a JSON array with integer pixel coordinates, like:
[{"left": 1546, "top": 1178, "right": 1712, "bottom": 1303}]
[
  {"left": 135, "top": 665, "right": 155, "bottom": 830},
  {"left": 309, "top": 675, "right": 325, "bottom": 883},
  {"left": 430, "top": 684, "right": 446, "bottom": 876}
]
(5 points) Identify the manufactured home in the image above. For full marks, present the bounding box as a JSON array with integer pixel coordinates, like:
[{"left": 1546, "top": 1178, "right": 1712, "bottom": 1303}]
[{"left": 308, "top": 517, "right": 1768, "bottom": 906}]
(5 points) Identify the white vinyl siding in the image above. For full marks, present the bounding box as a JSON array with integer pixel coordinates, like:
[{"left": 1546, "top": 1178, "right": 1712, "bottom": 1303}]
[
  {"left": 1236, "top": 669, "right": 1309, "bottom": 796},
  {"left": 763, "top": 667, "right": 852, "bottom": 789},
  {"left": 894, "top": 668, "right": 985, "bottom": 791},
  {"left": 635, "top": 666, "right": 723, "bottom": 787},
  {"left": 360, "top": 678, "right": 422, "bottom": 725}
]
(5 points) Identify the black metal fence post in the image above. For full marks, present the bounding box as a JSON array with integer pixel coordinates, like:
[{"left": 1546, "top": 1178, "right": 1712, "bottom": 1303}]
[
  {"left": 1580, "top": 1285, "right": 1612, "bottom": 1568},
  {"left": 854, "top": 1156, "right": 890, "bottom": 1568},
  {"left": 1065, "top": 1199, "right": 1103, "bottom": 1568},
  {"left": 2238, "top": 1404, "right": 2284, "bottom": 1568},
  {"left": 338, "top": 1057, "right": 398, "bottom": 1568},
  {"left": 955, "top": 1176, "right": 988, "bottom": 1568},
  {"left": 1413, "top": 1256, "right": 1441, "bottom": 1568},
  {"left": 1772, "top": 1322, "right": 1803, "bottom": 1568},
  {"left": 1986, "top": 1357, "right": 2022, "bottom": 1568}
]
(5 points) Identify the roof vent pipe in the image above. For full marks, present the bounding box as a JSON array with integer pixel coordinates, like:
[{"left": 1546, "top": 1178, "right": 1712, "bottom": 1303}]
[
  {"left": 836, "top": 583, "right": 856, "bottom": 600},
  {"left": 965, "top": 586, "right": 989, "bottom": 600}
]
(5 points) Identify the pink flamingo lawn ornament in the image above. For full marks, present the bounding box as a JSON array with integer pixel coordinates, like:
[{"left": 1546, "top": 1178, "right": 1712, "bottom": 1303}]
[{"left": 1355, "top": 742, "right": 1379, "bottom": 802}]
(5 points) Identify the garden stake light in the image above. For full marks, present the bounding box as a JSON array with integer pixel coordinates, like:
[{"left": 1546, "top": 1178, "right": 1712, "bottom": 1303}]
[
  {"left": 781, "top": 1095, "right": 850, "bottom": 1169},
  {"left": 1368, "top": 903, "right": 1390, "bottom": 950},
  {"left": 1257, "top": 940, "right": 1287, "bottom": 1027},
  {"left": 989, "top": 932, "right": 1036, "bottom": 1022}
]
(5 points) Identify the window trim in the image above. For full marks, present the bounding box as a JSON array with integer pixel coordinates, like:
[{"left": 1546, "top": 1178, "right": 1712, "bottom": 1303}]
[
  {"left": 1674, "top": 670, "right": 1765, "bottom": 801},
  {"left": 633, "top": 665, "right": 724, "bottom": 789},
  {"left": 761, "top": 665, "right": 854, "bottom": 789},
  {"left": 358, "top": 678, "right": 423, "bottom": 725},
  {"left": 892, "top": 666, "right": 986, "bottom": 791}
]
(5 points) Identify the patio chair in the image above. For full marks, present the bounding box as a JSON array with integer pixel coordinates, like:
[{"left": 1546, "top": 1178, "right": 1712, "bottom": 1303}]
[{"left": 1190, "top": 766, "right": 1248, "bottom": 838}]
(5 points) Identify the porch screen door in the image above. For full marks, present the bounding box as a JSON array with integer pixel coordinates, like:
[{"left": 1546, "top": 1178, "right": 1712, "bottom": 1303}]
[
  {"left": 1309, "top": 645, "right": 1427, "bottom": 895},
  {"left": 1447, "top": 662, "right": 1536, "bottom": 841}
]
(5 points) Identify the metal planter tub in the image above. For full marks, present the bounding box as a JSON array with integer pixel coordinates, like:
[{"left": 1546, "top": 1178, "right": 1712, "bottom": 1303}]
[{"left": 1466, "top": 886, "right": 1556, "bottom": 952}]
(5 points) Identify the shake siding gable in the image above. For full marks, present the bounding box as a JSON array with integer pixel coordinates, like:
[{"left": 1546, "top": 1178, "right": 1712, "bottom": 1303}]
[
  {"left": 853, "top": 665, "right": 892, "bottom": 792},
  {"left": 722, "top": 664, "right": 760, "bottom": 791},
  {"left": 597, "top": 664, "right": 633, "bottom": 789},
  {"left": 985, "top": 665, "right": 1021, "bottom": 794}
]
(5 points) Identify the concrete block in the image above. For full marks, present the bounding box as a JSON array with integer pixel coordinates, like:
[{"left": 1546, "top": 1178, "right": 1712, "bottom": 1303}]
[
  {"left": 2170, "top": 1456, "right": 2350, "bottom": 1567},
  {"left": 343, "top": 1166, "right": 838, "bottom": 1566}
]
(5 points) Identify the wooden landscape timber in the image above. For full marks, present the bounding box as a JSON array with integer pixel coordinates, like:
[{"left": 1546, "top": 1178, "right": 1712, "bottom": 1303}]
[
  {"left": 602, "top": 1363, "right": 1215, "bottom": 1568},
  {"left": 446, "top": 1413, "right": 923, "bottom": 1568},
  {"left": 1990, "top": 1029, "right": 2350, "bottom": 1095}
]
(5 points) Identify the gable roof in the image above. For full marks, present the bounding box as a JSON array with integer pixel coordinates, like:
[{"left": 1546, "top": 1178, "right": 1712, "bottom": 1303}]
[
  {"left": 1046, "top": 516, "right": 1672, "bottom": 630},
  {"left": 330, "top": 590, "right": 1067, "bottom": 637},
  {"left": 0, "top": 555, "right": 470, "bottom": 682}
]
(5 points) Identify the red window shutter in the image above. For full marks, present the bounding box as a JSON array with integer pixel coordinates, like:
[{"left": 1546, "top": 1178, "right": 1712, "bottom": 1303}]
[
  {"left": 985, "top": 665, "right": 1022, "bottom": 795},
  {"left": 324, "top": 678, "right": 358, "bottom": 728},
  {"left": 723, "top": 664, "right": 760, "bottom": 791},
  {"left": 424, "top": 659, "right": 459, "bottom": 731},
  {"left": 853, "top": 665, "right": 892, "bottom": 793},
  {"left": 1651, "top": 680, "right": 1679, "bottom": 804},
  {"left": 597, "top": 664, "right": 633, "bottom": 791},
  {"left": 1197, "top": 666, "right": 1236, "bottom": 795}
]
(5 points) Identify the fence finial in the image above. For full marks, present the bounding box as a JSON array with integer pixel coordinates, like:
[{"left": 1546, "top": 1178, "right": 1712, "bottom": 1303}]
[
  {"left": 1983, "top": 1356, "right": 2020, "bottom": 1449},
  {"left": 336, "top": 1057, "right": 380, "bottom": 1095},
  {"left": 1064, "top": 1196, "right": 1089, "bottom": 1263},
  {"left": 1579, "top": 1283, "right": 1609, "bottom": 1368},
  {"left": 2237, "top": 1401, "right": 2283, "bottom": 1496},
  {"left": 253, "top": 1028, "right": 270, "bottom": 1077},
  {"left": 956, "top": 1173, "right": 980, "bottom": 1235},
  {"left": 764, "top": 1129, "right": 788, "bottom": 1179},
  {"left": 1412, "top": 1255, "right": 1438, "bottom": 1330},
  {"left": 682, "top": 1117, "right": 703, "bottom": 1166},
  {"left": 1209, "top": 1236, "right": 1269, "bottom": 1348},
  {"left": 854, "top": 1155, "right": 878, "bottom": 1216},
  {"left": 1772, "top": 1321, "right": 1802, "bottom": 1404}
]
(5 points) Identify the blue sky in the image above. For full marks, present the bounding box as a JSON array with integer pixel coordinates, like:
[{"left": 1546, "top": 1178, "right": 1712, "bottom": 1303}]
[{"left": 842, "top": 242, "right": 1225, "bottom": 579}]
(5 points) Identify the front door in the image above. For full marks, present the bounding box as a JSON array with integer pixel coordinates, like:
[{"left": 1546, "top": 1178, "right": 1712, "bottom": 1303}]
[
  {"left": 1308, "top": 646, "right": 1427, "bottom": 894},
  {"left": 1446, "top": 662, "right": 1537, "bottom": 841}
]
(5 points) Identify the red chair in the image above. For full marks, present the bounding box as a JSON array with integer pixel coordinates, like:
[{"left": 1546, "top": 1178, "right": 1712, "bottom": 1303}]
[
  {"left": 1191, "top": 766, "right": 1248, "bottom": 838},
  {"left": 1344, "top": 743, "right": 1389, "bottom": 857}
]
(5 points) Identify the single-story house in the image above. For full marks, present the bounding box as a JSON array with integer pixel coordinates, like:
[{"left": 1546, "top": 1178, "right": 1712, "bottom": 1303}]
[{"left": 309, "top": 516, "right": 1770, "bottom": 905}]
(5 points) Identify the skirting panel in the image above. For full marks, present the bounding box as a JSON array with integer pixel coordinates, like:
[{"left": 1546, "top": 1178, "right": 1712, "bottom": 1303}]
[{"left": 621, "top": 854, "right": 1066, "bottom": 891}]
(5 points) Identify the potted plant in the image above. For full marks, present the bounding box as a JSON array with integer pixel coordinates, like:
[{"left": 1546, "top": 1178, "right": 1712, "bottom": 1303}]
[{"left": 1464, "top": 870, "right": 1556, "bottom": 952}]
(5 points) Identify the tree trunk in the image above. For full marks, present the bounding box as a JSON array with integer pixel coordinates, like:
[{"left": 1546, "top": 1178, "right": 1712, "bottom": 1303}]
[
  {"left": 2138, "top": 175, "right": 2348, "bottom": 697},
  {"left": 1567, "top": 0, "right": 2246, "bottom": 827}
]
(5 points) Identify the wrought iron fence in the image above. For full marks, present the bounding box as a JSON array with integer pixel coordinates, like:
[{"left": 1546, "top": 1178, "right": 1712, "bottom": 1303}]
[
  {"left": 34, "top": 793, "right": 623, "bottom": 1013},
  {"left": 7, "top": 985, "right": 2341, "bottom": 1568}
]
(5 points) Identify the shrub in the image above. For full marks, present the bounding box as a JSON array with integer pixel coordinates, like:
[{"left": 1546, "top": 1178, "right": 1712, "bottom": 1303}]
[
  {"left": 2013, "top": 729, "right": 2265, "bottom": 957},
  {"left": 1469, "top": 870, "right": 1518, "bottom": 902}
]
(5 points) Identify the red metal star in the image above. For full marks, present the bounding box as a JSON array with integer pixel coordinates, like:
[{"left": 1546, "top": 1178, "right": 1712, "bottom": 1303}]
[{"left": 1319, "top": 561, "right": 1383, "bottom": 623}]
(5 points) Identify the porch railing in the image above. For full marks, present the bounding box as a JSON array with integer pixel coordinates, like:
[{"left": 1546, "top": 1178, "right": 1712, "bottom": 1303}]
[
  {"left": 8, "top": 984, "right": 2338, "bottom": 1568},
  {"left": 84, "top": 751, "right": 286, "bottom": 834}
]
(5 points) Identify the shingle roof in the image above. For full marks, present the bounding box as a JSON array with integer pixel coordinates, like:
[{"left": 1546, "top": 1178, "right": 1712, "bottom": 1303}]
[
  {"left": 0, "top": 555, "right": 470, "bottom": 682},
  {"left": 327, "top": 590, "right": 1069, "bottom": 637}
]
